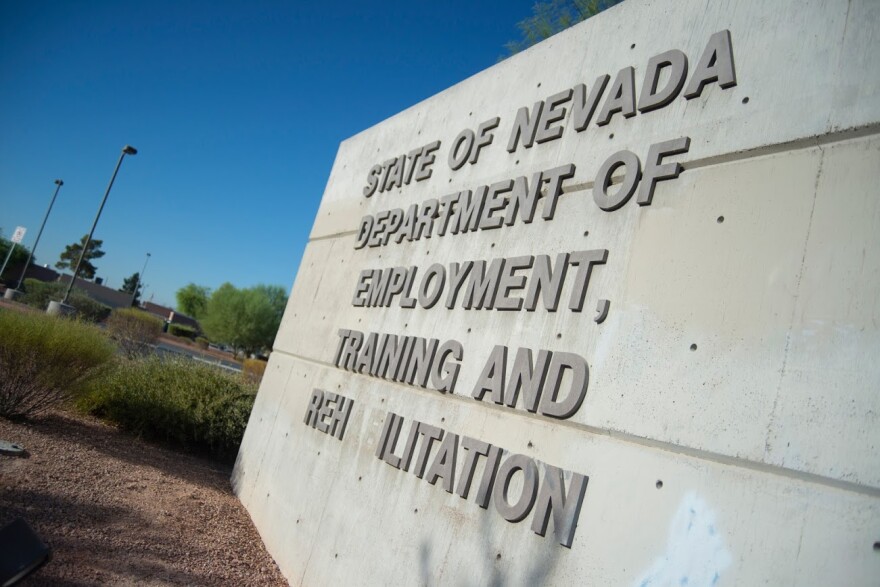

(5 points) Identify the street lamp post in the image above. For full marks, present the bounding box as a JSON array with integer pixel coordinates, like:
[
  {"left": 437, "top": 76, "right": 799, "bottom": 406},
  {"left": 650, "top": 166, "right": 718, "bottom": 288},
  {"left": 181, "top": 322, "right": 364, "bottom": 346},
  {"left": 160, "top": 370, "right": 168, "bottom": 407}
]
[
  {"left": 13, "top": 179, "right": 64, "bottom": 292},
  {"left": 130, "top": 252, "right": 150, "bottom": 307},
  {"left": 55, "top": 145, "right": 137, "bottom": 313}
]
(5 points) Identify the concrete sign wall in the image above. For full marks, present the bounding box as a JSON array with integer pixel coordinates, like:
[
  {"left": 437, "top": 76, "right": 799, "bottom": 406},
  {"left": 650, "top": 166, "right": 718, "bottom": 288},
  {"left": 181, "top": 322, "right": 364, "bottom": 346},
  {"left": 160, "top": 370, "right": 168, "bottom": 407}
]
[{"left": 233, "top": 0, "right": 880, "bottom": 584}]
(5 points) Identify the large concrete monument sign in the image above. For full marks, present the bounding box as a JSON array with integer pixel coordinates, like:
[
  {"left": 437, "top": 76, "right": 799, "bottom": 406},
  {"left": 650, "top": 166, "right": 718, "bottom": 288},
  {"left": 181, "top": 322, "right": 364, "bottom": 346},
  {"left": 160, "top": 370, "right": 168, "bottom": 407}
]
[{"left": 233, "top": 0, "right": 880, "bottom": 584}]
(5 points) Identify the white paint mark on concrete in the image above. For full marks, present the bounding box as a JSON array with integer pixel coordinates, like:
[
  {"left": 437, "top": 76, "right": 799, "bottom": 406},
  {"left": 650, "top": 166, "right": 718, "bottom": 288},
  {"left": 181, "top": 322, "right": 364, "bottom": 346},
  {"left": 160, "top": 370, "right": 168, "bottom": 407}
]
[{"left": 635, "top": 492, "right": 732, "bottom": 587}]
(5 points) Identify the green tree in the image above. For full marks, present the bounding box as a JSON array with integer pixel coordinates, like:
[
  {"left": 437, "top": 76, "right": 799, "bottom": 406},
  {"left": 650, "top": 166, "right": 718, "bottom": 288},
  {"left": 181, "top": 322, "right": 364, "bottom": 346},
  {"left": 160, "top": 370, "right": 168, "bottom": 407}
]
[
  {"left": 175, "top": 283, "right": 210, "bottom": 319},
  {"left": 201, "top": 283, "right": 287, "bottom": 356},
  {"left": 119, "top": 272, "right": 143, "bottom": 306},
  {"left": 502, "top": 0, "right": 621, "bottom": 57},
  {"left": 0, "top": 235, "right": 33, "bottom": 282},
  {"left": 55, "top": 235, "right": 105, "bottom": 279}
]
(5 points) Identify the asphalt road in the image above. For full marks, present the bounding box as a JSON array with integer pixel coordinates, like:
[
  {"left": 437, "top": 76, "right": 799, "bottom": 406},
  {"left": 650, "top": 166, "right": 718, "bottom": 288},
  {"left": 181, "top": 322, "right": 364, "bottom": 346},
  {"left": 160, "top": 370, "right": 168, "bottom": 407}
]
[{"left": 153, "top": 342, "right": 242, "bottom": 372}]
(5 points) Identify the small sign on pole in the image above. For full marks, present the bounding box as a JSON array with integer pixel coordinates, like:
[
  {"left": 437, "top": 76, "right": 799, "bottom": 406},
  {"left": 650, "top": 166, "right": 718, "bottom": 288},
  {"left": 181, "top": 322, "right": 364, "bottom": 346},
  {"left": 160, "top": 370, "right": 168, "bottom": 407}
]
[{"left": 11, "top": 226, "right": 26, "bottom": 244}]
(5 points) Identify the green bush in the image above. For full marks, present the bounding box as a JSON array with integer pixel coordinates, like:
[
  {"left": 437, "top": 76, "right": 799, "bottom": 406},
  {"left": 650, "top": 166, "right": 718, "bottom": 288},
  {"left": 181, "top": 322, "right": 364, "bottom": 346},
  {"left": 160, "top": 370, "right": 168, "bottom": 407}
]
[
  {"left": 0, "top": 309, "right": 115, "bottom": 419},
  {"left": 106, "top": 308, "right": 164, "bottom": 358},
  {"left": 79, "top": 356, "right": 258, "bottom": 459},
  {"left": 168, "top": 323, "right": 198, "bottom": 340},
  {"left": 20, "top": 278, "right": 111, "bottom": 323},
  {"left": 242, "top": 358, "right": 267, "bottom": 384}
]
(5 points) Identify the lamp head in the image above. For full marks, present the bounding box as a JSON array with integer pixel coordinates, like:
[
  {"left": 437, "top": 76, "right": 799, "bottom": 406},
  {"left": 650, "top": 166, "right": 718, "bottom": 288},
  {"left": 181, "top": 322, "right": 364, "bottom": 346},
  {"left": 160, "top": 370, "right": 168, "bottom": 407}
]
[
  {"left": 122, "top": 145, "right": 138, "bottom": 155},
  {"left": 55, "top": 179, "right": 63, "bottom": 186}
]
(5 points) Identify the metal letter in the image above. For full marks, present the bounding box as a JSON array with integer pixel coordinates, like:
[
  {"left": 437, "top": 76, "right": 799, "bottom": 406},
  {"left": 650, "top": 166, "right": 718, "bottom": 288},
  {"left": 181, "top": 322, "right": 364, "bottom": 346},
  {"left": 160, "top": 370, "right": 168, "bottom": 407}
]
[
  {"left": 495, "top": 255, "right": 533, "bottom": 311},
  {"left": 448, "top": 129, "right": 475, "bottom": 171},
  {"left": 638, "top": 50, "right": 688, "bottom": 113},
  {"left": 506, "top": 348, "right": 552, "bottom": 412},
  {"left": 470, "top": 117, "right": 500, "bottom": 165},
  {"left": 303, "top": 389, "right": 324, "bottom": 427},
  {"left": 457, "top": 436, "right": 492, "bottom": 499},
  {"left": 531, "top": 465, "right": 589, "bottom": 548},
  {"left": 418, "top": 263, "right": 446, "bottom": 309},
  {"left": 506, "top": 101, "right": 544, "bottom": 152},
  {"left": 567, "top": 249, "right": 608, "bottom": 312},
  {"left": 381, "top": 413, "right": 405, "bottom": 468},
  {"left": 684, "top": 30, "right": 737, "bottom": 99},
  {"left": 538, "top": 352, "right": 589, "bottom": 419},
  {"left": 596, "top": 66, "right": 636, "bottom": 126},
  {"left": 593, "top": 150, "right": 641, "bottom": 212},
  {"left": 572, "top": 75, "right": 610, "bottom": 131},
  {"left": 535, "top": 89, "right": 573, "bottom": 144},
  {"left": 425, "top": 432, "right": 459, "bottom": 493},
  {"left": 472, "top": 345, "right": 507, "bottom": 404},
  {"left": 637, "top": 137, "right": 690, "bottom": 206},
  {"left": 412, "top": 423, "right": 443, "bottom": 478},
  {"left": 432, "top": 340, "right": 463, "bottom": 393},
  {"left": 493, "top": 454, "right": 539, "bottom": 522}
]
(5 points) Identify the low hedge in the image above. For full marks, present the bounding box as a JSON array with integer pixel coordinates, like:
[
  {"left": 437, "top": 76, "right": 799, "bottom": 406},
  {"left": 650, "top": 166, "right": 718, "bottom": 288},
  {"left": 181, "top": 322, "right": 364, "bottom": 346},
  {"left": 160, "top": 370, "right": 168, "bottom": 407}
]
[
  {"left": 0, "top": 309, "right": 115, "bottom": 419},
  {"left": 19, "top": 278, "right": 111, "bottom": 323},
  {"left": 106, "top": 308, "right": 164, "bottom": 358},
  {"left": 168, "top": 323, "right": 198, "bottom": 340},
  {"left": 79, "top": 356, "right": 258, "bottom": 460}
]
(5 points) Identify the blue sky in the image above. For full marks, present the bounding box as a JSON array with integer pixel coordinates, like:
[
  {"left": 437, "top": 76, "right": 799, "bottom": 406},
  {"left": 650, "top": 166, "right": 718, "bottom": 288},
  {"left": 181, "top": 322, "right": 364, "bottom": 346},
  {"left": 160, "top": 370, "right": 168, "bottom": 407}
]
[{"left": 0, "top": 0, "right": 537, "bottom": 307}]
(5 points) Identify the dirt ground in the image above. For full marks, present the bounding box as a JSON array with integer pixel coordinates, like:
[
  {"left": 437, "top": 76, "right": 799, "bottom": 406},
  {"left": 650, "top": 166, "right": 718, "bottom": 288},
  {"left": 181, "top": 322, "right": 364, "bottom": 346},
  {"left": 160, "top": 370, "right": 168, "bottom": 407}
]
[{"left": 0, "top": 410, "right": 287, "bottom": 586}]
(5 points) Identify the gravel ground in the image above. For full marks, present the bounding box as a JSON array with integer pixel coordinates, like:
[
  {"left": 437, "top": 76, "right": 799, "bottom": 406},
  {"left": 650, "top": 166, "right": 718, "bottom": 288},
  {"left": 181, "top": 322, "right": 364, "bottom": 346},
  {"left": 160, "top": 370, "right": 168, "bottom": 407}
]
[{"left": 0, "top": 410, "right": 287, "bottom": 586}]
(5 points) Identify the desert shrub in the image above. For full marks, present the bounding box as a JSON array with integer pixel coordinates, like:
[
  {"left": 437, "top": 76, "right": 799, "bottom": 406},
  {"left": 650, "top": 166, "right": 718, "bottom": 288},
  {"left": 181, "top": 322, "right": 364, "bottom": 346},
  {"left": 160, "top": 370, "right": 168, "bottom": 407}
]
[
  {"left": 242, "top": 358, "right": 267, "bottom": 384},
  {"left": 20, "top": 278, "right": 111, "bottom": 323},
  {"left": 168, "top": 323, "right": 197, "bottom": 340},
  {"left": 79, "top": 356, "right": 257, "bottom": 459},
  {"left": 0, "top": 310, "right": 115, "bottom": 419},
  {"left": 106, "top": 308, "right": 163, "bottom": 358},
  {"left": 195, "top": 336, "right": 209, "bottom": 350}
]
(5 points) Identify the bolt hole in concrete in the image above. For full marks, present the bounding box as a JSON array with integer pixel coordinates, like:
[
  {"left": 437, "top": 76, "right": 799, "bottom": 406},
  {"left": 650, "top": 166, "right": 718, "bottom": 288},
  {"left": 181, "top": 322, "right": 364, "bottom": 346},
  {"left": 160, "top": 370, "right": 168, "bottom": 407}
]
[
  {"left": 556, "top": 333, "right": 562, "bottom": 339},
  {"left": 496, "top": 553, "right": 502, "bottom": 560},
  {"left": 690, "top": 343, "right": 698, "bottom": 351},
  {"left": 358, "top": 476, "right": 362, "bottom": 481},
  {"left": 742, "top": 96, "right": 750, "bottom": 104},
  {"left": 528, "top": 441, "right": 533, "bottom": 448},
  {"left": 515, "top": 160, "right": 520, "bottom": 165},
  {"left": 583, "top": 230, "right": 589, "bottom": 236},
  {"left": 537, "top": 82, "right": 541, "bottom": 87},
  {"left": 414, "top": 509, "right": 418, "bottom": 513},
  {"left": 335, "top": 554, "right": 338, "bottom": 558},
  {"left": 717, "top": 215, "right": 725, "bottom": 223},
  {"left": 630, "top": 43, "right": 636, "bottom": 49},
  {"left": 873, "top": 541, "right": 880, "bottom": 551},
  {"left": 467, "top": 328, "right": 471, "bottom": 333},
  {"left": 656, "top": 480, "right": 664, "bottom": 489},
  {"left": 609, "top": 133, "right": 614, "bottom": 139}
]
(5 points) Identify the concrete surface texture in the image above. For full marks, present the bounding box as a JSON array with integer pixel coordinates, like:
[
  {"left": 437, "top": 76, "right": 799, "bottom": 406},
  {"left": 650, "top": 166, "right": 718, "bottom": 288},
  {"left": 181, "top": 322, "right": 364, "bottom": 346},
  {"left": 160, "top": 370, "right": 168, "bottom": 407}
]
[{"left": 233, "top": 0, "right": 880, "bottom": 584}]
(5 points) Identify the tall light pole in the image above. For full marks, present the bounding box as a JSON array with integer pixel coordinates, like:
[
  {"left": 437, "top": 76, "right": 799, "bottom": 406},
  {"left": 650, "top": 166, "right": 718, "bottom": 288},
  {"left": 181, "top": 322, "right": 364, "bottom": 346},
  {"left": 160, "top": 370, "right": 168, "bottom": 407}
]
[
  {"left": 59, "top": 145, "right": 137, "bottom": 308},
  {"left": 14, "top": 179, "right": 64, "bottom": 291},
  {"left": 130, "top": 252, "right": 150, "bottom": 307}
]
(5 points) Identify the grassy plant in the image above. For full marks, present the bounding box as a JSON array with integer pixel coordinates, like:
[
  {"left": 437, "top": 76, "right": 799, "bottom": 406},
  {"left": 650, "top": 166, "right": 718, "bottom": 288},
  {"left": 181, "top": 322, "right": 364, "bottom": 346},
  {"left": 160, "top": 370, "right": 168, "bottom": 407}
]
[
  {"left": 105, "top": 308, "right": 163, "bottom": 358},
  {"left": 79, "top": 356, "right": 258, "bottom": 459},
  {"left": 242, "top": 358, "right": 267, "bottom": 384},
  {"left": 168, "top": 323, "right": 198, "bottom": 340},
  {"left": 19, "top": 278, "right": 111, "bottom": 323},
  {"left": 0, "top": 309, "right": 115, "bottom": 419}
]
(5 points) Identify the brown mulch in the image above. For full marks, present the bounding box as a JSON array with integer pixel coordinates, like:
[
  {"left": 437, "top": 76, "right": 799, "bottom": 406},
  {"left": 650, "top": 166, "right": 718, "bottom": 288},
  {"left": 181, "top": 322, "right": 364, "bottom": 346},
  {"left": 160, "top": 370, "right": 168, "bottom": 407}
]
[{"left": 0, "top": 410, "right": 287, "bottom": 586}]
